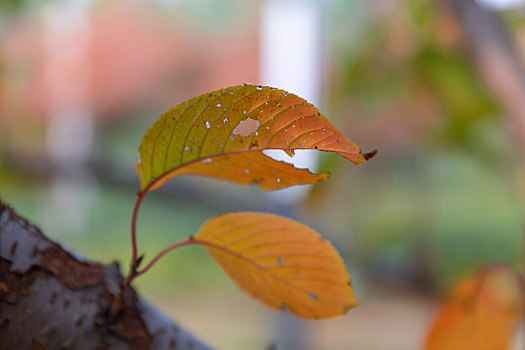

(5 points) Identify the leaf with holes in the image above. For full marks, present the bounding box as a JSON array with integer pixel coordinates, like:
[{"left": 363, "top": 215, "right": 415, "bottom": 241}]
[
  {"left": 191, "top": 212, "right": 357, "bottom": 319},
  {"left": 424, "top": 266, "right": 524, "bottom": 350},
  {"left": 136, "top": 85, "right": 376, "bottom": 192}
]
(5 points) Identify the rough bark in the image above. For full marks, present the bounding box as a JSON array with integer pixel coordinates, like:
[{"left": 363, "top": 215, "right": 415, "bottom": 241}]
[{"left": 0, "top": 199, "right": 212, "bottom": 350}]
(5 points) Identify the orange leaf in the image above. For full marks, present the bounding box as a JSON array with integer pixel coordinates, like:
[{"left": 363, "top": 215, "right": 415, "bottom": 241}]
[
  {"left": 192, "top": 212, "right": 357, "bottom": 319},
  {"left": 136, "top": 85, "right": 375, "bottom": 192},
  {"left": 424, "top": 266, "right": 524, "bottom": 350}
]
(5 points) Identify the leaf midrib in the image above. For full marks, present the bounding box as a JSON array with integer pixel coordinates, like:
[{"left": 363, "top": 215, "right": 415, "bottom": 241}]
[{"left": 192, "top": 237, "right": 350, "bottom": 306}]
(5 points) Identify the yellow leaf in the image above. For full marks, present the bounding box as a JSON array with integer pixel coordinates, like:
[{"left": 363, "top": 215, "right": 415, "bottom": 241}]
[
  {"left": 136, "top": 85, "right": 375, "bottom": 192},
  {"left": 192, "top": 212, "right": 357, "bottom": 319},
  {"left": 424, "top": 266, "right": 524, "bottom": 350}
]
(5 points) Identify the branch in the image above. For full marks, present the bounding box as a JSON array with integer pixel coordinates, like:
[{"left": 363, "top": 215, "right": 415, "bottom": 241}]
[
  {"left": 0, "top": 199, "right": 212, "bottom": 350},
  {"left": 448, "top": 0, "right": 525, "bottom": 153}
]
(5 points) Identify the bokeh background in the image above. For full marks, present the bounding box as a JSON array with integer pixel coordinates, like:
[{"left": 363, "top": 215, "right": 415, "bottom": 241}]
[{"left": 1, "top": 0, "right": 525, "bottom": 348}]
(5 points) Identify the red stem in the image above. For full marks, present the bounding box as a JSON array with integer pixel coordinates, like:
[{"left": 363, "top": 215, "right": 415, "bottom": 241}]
[
  {"left": 130, "top": 191, "right": 146, "bottom": 265},
  {"left": 111, "top": 190, "right": 146, "bottom": 317},
  {"left": 136, "top": 238, "right": 196, "bottom": 275}
]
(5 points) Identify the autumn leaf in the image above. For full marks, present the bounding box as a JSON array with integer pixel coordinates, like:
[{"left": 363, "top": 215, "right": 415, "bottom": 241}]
[
  {"left": 424, "top": 266, "right": 524, "bottom": 350},
  {"left": 191, "top": 212, "right": 357, "bottom": 319},
  {"left": 136, "top": 85, "right": 376, "bottom": 192}
]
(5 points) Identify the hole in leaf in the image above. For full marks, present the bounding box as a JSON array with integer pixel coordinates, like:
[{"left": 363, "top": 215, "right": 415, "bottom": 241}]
[
  {"left": 232, "top": 118, "right": 260, "bottom": 136},
  {"left": 278, "top": 256, "right": 284, "bottom": 265},
  {"left": 308, "top": 293, "right": 318, "bottom": 301}
]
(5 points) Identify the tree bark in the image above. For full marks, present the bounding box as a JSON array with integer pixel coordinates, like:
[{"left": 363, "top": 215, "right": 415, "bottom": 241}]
[
  {"left": 0, "top": 199, "right": 212, "bottom": 350},
  {"left": 447, "top": 0, "right": 525, "bottom": 154}
]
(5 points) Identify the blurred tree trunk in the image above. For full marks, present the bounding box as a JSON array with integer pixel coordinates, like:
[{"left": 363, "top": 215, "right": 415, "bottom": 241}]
[
  {"left": 447, "top": 0, "right": 525, "bottom": 154},
  {"left": 0, "top": 199, "right": 212, "bottom": 350}
]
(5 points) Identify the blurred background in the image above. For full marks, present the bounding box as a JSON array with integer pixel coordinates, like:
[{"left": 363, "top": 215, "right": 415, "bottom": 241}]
[{"left": 1, "top": 0, "right": 525, "bottom": 348}]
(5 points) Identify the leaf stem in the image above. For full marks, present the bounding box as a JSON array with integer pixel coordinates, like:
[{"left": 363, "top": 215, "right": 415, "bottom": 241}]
[
  {"left": 110, "top": 261, "right": 137, "bottom": 318},
  {"left": 131, "top": 191, "right": 146, "bottom": 265},
  {"left": 111, "top": 190, "right": 146, "bottom": 317},
  {"left": 136, "top": 238, "right": 196, "bottom": 275}
]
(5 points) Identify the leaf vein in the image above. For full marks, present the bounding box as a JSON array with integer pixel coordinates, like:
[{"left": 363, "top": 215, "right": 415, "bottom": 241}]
[
  {"left": 219, "top": 96, "right": 290, "bottom": 154},
  {"left": 196, "top": 88, "right": 260, "bottom": 159},
  {"left": 162, "top": 100, "right": 199, "bottom": 173},
  {"left": 179, "top": 91, "right": 229, "bottom": 165}
]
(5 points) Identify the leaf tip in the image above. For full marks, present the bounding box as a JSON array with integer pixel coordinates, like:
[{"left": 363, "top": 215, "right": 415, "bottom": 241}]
[
  {"left": 319, "top": 172, "right": 331, "bottom": 181},
  {"left": 343, "top": 303, "right": 357, "bottom": 315},
  {"left": 362, "top": 148, "right": 378, "bottom": 161}
]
